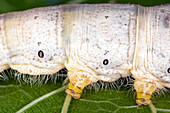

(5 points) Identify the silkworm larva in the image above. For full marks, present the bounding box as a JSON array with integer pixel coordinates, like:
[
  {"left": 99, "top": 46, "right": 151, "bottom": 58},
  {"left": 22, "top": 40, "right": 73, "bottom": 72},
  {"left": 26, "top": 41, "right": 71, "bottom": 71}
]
[{"left": 0, "top": 4, "right": 169, "bottom": 106}]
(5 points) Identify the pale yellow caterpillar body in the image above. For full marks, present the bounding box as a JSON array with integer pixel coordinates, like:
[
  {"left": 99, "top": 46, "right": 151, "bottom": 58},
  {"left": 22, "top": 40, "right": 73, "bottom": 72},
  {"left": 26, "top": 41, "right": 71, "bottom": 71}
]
[{"left": 0, "top": 4, "right": 169, "bottom": 106}]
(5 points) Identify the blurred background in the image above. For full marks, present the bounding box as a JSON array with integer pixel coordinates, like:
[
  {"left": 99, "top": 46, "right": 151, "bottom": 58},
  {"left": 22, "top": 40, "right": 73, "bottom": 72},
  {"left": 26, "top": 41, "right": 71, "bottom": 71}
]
[{"left": 0, "top": 0, "right": 169, "bottom": 14}]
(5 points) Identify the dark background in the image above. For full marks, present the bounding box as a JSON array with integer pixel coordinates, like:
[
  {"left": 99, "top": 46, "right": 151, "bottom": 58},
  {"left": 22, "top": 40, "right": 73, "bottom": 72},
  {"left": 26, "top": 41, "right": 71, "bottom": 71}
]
[{"left": 0, "top": 0, "right": 169, "bottom": 14}]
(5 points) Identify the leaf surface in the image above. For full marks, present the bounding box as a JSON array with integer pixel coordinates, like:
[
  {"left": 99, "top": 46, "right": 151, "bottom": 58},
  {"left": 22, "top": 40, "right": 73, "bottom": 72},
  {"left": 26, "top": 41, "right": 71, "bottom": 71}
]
[{"left": 0, "top": 76, "right": 170, "bottom": 113}]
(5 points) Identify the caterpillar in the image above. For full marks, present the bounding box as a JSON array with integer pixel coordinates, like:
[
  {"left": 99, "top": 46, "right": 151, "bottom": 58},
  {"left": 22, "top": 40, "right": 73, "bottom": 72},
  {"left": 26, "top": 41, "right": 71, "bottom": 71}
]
[{"left": 0, "top": 4, "right": 169, "bottom": 106}]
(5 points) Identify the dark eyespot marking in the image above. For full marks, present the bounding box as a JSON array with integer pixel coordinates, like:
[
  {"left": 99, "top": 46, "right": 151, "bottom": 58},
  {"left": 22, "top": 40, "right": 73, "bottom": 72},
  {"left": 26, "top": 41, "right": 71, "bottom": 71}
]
[
  {"left": 38, "top": 50, "right": 44, "bottom": 58},
  {"left": 167, "top": 68, "right": 170, "bottom": 73},
  {"left": 103, "top": 59, "right": 109, "bottom": 65}
]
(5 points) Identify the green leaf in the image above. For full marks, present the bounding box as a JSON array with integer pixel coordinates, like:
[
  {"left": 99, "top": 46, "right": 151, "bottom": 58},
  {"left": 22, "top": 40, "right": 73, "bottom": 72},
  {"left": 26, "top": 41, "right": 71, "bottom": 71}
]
[
  {"left": 0, "top": 74, "right": 170, "bottom": 113},
  {"left": 0, "top": 75, "right": 66, "bottom": 113}
]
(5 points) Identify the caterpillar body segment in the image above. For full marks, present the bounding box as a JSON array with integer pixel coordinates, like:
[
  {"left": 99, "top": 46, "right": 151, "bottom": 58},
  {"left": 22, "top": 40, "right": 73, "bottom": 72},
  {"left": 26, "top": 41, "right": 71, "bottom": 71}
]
[
  {"left": 131, "top": 4, "right": 170, "bottom": 105},
  {"left": 0, "top": 7, "right": 67, "bottom": 75},
  {"left": 0, "top": 14, "right": 10, "bottom": 72},
  {"left": 0, "top": 4, "right": 169, "bottom": 106},
  {"left": 62, "top": 4, "right": 137, "bottom": 100}
]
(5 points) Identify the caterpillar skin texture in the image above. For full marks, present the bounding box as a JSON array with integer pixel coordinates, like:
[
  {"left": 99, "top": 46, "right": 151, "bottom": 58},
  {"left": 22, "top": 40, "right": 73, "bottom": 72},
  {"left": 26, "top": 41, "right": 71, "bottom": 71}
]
[{"left": 0, "top": 4, "right": 169, "bottom": 105}]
